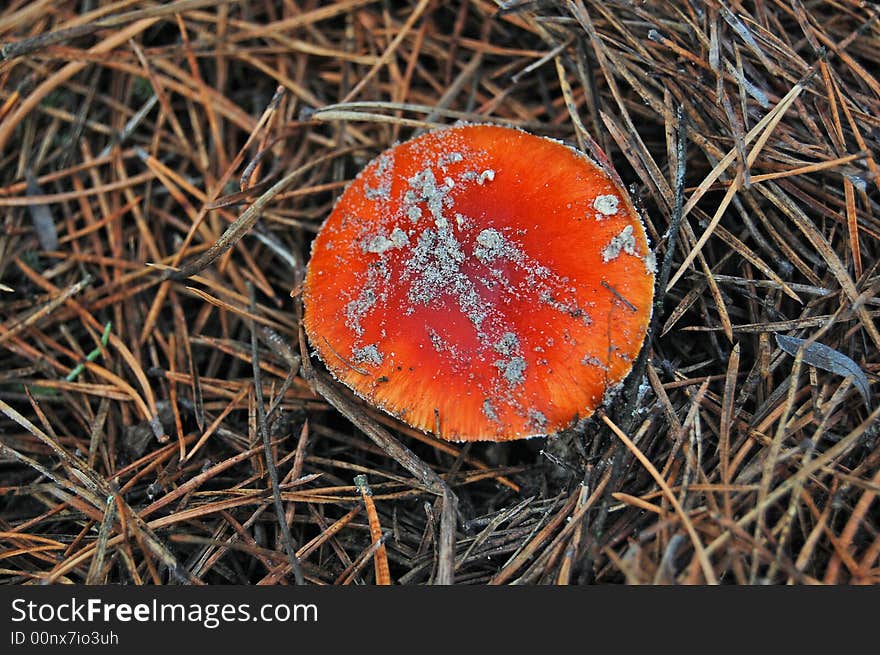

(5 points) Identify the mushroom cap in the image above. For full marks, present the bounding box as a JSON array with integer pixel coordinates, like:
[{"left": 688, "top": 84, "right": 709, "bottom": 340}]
[{"left": 302, "top": 124, "right": 655, "bottom": 441}]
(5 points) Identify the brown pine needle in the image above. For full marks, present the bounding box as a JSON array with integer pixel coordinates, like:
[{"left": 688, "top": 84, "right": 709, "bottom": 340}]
[{"left": 355, "top": 475, "right": 391, "bottom": 585}]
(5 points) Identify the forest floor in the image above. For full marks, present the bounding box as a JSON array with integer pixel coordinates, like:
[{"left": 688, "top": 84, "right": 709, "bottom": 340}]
[{"left": 0, "top": 0, "right": 878, "bottom": 585}]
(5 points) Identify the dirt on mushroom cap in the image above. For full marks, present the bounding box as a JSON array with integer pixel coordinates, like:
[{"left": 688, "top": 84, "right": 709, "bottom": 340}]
[{"left": 302, "top": 124, "right": 655, "bottom": 441}]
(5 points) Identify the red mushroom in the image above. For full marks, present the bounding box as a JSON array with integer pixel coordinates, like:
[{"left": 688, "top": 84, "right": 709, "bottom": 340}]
[{"left": 302, "top": 124, "right": 654, "bottom": 441}]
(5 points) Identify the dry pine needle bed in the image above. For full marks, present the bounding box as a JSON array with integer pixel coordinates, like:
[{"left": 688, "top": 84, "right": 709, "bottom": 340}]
[{"left": 0, "top": 0, "right": 878, "bottom": 585}]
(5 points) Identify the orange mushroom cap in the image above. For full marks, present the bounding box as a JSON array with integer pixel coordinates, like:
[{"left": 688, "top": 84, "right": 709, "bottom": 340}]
[{"left": 303, "top": 124, "right": 655, "bottom": 441}]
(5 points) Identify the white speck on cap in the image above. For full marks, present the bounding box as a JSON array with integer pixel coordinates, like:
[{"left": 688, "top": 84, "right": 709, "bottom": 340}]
[
  {"left": 593, "top": 194, "right": 619, "bottom": 218},
  {"left": 352, "top": 344, "right": 383, "bottom": 366},
  {"left": 602, "top": 225, "right": 638, "bottom": 262}
]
